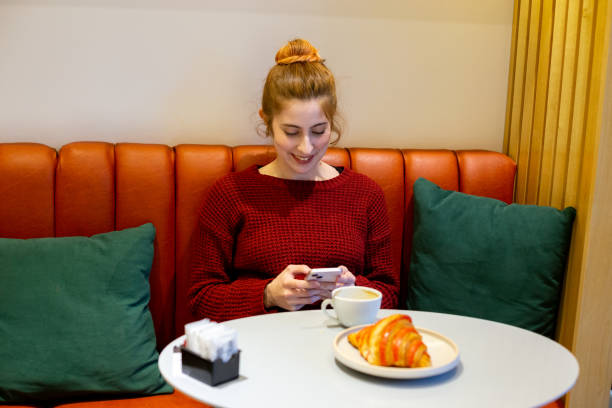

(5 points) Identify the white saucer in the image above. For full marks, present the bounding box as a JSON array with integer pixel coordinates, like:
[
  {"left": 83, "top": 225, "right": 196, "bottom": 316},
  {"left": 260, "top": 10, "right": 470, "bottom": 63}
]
[{"left": 333, "top": 324, "right": 460, "bottom": 379}]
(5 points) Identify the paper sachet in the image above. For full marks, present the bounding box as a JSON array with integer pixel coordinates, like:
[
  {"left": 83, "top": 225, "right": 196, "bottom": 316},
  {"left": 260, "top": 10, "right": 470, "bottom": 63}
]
[{"left": 185, "top": 319, "right": 238, "bottom": 363}]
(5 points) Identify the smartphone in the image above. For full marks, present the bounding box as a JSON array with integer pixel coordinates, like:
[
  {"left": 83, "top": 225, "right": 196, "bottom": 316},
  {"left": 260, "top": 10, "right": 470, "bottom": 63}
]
[{"left": 305, "top": 267, "right": 342, "bottom": 282}]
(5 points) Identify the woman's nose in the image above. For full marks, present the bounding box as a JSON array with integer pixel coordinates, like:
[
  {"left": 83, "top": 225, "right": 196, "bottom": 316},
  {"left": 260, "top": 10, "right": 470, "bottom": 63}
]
[{"left": 297, "top": 135, "right": 313, "bottom": 154}]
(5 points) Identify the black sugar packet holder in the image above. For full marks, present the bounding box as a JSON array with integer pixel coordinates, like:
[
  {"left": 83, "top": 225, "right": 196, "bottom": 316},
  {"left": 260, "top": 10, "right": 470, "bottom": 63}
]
[{"left": 175, "top": 345, "right": 240, "bottom": 386}]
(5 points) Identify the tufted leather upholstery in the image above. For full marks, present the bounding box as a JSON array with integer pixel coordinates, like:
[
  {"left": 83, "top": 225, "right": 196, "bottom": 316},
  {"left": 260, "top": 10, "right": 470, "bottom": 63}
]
[
  {"left": 0, "top": 143, "right": 56, "bottom": 238},
  {"left": 2, "top": 142, "right": 563, "bottom": 408}
]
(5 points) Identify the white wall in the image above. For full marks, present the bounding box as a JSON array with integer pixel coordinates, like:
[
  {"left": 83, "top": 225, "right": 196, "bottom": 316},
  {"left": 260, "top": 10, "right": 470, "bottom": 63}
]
[{"left": 0, "top": 0, "right": 513, "bottom": 151}]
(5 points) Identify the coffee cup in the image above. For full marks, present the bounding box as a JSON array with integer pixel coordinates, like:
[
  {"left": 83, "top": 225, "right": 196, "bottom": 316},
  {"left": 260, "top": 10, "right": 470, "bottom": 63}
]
[{"left": 321, "top": 286, "right": 382, "bottom": 327}]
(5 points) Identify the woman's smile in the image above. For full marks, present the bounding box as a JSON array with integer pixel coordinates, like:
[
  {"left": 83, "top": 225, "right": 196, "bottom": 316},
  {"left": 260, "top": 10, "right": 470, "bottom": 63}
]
[{"left": 292, "top": 153, "right": 315, "bottom": 164}]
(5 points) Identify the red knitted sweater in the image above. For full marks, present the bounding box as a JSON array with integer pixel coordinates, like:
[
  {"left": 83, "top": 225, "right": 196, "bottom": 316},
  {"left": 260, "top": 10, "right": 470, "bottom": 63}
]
[{"left": 188, "top": 165, "right": 398, "bottom": 321}]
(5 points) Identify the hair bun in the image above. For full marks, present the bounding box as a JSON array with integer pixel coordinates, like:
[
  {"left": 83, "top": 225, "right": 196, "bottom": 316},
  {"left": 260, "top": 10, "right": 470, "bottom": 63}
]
[{"left": 275, "top": 38, "right": 323, "bottom": 65}]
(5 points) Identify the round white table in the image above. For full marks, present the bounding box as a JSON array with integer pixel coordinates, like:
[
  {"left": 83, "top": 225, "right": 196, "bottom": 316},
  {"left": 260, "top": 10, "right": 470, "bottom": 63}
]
[{"left": 158, "top": 309, "right": 578, "bottom": 408}]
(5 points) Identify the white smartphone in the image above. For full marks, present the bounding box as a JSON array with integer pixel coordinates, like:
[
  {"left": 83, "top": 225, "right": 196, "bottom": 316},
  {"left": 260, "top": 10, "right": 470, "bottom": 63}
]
[{"left": 305, "top": 267, "right": 342, "bottom": 282}]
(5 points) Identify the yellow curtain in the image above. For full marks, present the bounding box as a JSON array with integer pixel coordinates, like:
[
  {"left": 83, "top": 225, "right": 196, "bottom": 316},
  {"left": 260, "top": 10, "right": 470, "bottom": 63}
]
[{"left": 504, "top": 0, "right": 609, "bottom": 208}]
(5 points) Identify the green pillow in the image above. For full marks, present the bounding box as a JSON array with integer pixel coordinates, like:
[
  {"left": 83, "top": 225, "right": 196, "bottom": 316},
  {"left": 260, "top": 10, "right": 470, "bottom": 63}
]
[
  {"left": 0, "top": 223, "right": 172, "bottom": 404},
  {"left": 407, "top": 178, "right": 575, "bottom": 338}
]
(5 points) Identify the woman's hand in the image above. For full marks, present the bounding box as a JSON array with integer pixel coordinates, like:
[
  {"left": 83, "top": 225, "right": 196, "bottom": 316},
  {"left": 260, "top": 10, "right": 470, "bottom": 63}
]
[
  {"left": 335, "top": 265, "right": 356, "bottom": 288},
  {"left": 264, "top": 265, "right": 333, "bottom": 311}
]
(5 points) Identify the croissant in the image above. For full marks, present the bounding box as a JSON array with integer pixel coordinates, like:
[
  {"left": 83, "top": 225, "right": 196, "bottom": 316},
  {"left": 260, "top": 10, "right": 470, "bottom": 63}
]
[{"left": 348, "top": 314, "right": 431, "bottom": 368}]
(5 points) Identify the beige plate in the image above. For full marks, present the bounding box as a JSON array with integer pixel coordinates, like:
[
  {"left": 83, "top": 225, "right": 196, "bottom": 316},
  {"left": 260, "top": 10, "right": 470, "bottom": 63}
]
[{"left": 333, "top": 324, "right": 460, "bottom": 379}]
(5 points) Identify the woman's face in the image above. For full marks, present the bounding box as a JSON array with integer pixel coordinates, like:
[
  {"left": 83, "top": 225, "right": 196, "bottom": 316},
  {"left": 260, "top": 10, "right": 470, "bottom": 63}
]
[{"left": 269, "top": 98, "right": 331, "bottom": 180}]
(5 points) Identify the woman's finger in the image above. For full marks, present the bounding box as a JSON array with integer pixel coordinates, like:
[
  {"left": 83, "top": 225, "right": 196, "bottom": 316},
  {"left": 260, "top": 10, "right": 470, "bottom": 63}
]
[
  {"left": 318, "top": 282, "right": 337, "bottom": 291},
  {"left": 289, "top": 289, "right": 325, "bottom": 300},
  {"left": 336, "top": 265, "right": 356, "bottom": 285},
  {"left": 287, "top": 277, "right": 321, "bottom": 290},
  {"left": 285, "top": 264, "right": 310, "bottom": 277}
]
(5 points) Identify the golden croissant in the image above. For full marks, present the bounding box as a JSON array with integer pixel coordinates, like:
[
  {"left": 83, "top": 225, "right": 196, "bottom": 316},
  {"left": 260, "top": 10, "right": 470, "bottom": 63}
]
[{"left": 348, "top": 314, "right": 431, "bottom": 368}]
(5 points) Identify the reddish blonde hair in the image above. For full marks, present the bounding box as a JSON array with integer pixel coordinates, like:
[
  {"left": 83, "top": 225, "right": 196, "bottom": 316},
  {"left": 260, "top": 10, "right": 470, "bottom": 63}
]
[{"left": 261, "top": 39, "right": 341, "bottom": 142}]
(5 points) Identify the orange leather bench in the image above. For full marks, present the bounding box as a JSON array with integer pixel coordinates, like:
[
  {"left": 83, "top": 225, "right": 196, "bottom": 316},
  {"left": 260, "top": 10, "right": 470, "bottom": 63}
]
[{"left": 0, "top": 142, "right": 562, "bottom": 408}]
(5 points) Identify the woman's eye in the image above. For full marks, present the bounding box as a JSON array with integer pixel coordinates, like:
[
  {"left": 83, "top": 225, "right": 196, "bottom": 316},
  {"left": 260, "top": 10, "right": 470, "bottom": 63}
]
[
  {"left": 284, "top": 131, "right": 299, "bottom": 136},
  {"left": 311, "top": 127, "right": 327, "bottom": 135}
]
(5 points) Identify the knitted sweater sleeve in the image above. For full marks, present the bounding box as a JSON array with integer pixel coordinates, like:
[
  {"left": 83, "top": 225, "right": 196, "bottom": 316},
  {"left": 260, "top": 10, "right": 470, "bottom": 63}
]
[
  {"left": 354, "top": 183, "right": 399, "bottom": 308},
  {"left": 188, "top": 179, "right": 274, "bottom": 322}
]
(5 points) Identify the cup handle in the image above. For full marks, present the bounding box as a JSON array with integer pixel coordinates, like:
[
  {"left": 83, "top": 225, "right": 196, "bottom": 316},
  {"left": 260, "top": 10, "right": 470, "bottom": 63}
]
[{"left": 321, "top": 298, "right": 336, "bottom": 320}]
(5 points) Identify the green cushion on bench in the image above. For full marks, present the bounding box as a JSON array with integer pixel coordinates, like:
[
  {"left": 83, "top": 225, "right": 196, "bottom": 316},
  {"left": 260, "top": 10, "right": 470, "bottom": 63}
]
[
  {"left": 0, "top": 223, "right": 172, "bottom": 404},
  {"left": 407, "top": 178, "right": 575, "bottom": 338}
]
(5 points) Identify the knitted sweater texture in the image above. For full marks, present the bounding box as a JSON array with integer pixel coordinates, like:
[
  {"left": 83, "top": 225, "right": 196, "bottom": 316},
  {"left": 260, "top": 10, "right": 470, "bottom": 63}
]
[{"left": 188, "top": 165, "right": 398, "bottom": 321}]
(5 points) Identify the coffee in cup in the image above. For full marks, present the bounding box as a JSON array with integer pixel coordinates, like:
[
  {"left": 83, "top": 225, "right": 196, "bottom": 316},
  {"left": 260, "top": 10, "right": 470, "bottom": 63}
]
[{"left": 321, "top": 286, "right": 382, "bottom": 327}]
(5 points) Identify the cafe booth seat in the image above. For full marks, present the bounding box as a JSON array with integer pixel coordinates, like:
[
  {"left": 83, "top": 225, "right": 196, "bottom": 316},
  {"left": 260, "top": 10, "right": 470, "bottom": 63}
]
[{"left": 0, "top": 142, "right": 562, "bottom": 408}]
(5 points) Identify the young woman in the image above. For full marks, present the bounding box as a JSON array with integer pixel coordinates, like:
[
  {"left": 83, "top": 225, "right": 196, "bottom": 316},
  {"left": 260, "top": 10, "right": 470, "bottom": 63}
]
[{"left": 188, "top": 39, "right": 398, "bottom": 321}]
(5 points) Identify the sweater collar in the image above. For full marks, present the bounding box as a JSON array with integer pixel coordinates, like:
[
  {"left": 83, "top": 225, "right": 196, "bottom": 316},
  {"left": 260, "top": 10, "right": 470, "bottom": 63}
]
[{"left": 245, "top": 164, "right": 352, "bottom": 191}]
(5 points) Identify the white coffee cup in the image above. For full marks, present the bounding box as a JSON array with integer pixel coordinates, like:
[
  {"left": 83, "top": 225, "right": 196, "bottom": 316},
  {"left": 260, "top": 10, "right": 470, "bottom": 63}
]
[{"left": 321, "top": 286, "right": 382, "bottom": 327}]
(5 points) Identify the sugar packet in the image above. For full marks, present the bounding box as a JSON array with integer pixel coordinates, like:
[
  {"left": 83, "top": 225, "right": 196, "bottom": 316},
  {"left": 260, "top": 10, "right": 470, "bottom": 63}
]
[{"left": 184, "top": 319, "right": 238, "bottom": 363}]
